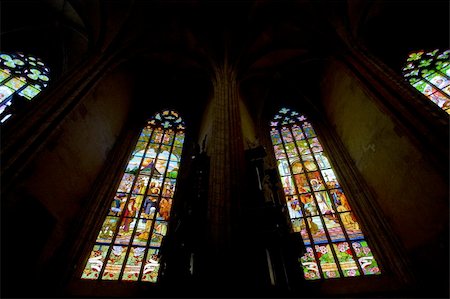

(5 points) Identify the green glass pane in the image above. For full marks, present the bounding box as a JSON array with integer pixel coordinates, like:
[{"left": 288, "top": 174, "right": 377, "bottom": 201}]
[
  {"left": 12, "top": 59, "right": 24, "bottom": 66},
  {"left": 81, "top": 244, "right": 109, "bottom": 279},
  {"left": 4, "top": 77, "right": 26, "bottom": 91},
  {"left": 141, "top": 248, "right": 160, "bottom": 282},
  {"left": 95, "top": 216, "right": 120, "bottom": 243},
  {"left": 0, "top": 69, "right": 11, "bottom": 83},
  {"left": 0, "top": 54, "right": 12, "bottom": 61},
  {"left": 300, "top": 246, "right": 321, "bottom": 280},
  {"left": 296, "top": 139, "right": 310, "bottom": 155},
  {"left": 352, "top": 240, "right": 381, "bottom": 275},
  {"left": 422, "top": 69, "right": 436, "bottom": 79},
  {"left": 174, "top": 131, "right": 184, "bottom": 146},
  {"left": 333, "top": 242, "right": 360, "bottom": 277},
  {"left": 4, "top": 61, "right": 16, "bottom": 68},
  {"left": 315, "top": 244, "right": 340, "bottom": 278},
  {"left": 291, "top": 218, "right": 302, "bottom": 233},
  {"left": 284, "top": 142, "right": 297, "bottom": 157},
  {"left": 436, "top": 62, "right": 450, "bottom": 76},
  {"left": 407, "top": 51, "right": 424, "bottom": 62},
  {"left": 103, "top": 245, "right": 127, "bottom": 280},
  {"left": 166, "top": 161, "right": 179, "bottom": 179},
  {"left": 18, "top": 85, "right": 41, "bottom": 100},
  {"left": 122, "top": 246, "right": 145, "bottom": 281},
  {"left": 413, "top": 79, "right": 433, "bottom": 95}
]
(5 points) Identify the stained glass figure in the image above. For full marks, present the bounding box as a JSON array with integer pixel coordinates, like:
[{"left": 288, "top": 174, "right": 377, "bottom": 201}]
[
  {"left": 270, "top": 107, "right": 381, "bottom": 280},
  {"left": 0, "top": 52, "right": 50, "bottom": 123},
  {"left": 402, "top": 49, "right": 450, "bottom": 113},
  {"left": 81, "top": 109, "right": 185, "bottom": 282}
]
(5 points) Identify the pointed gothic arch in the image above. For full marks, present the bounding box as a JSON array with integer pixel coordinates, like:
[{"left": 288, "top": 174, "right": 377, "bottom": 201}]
[
  {"left": 269, "top": 107, "right": 381, "bottom": 280},
  {"left": 81, "top": 109, "right": 186, "bottom": 282},
  {"left": 0, "top": 52, "right": 50, "bottom": 123},
  {"left": 402, "top": 49, "right": 450, "bottom": 113}
]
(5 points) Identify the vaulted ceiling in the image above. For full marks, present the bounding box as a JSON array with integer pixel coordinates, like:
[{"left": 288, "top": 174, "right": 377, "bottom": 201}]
[{"left": 2, "top": 0, "right": 448, "bottom": 119}]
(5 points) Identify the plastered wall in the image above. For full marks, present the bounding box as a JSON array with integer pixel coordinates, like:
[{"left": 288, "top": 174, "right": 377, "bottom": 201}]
[
  {"left": 321, "top": 59, "right": 448, "bottom": 286},
  {"left": 11, "top": 67, "right": 135, "bottom": 263}
]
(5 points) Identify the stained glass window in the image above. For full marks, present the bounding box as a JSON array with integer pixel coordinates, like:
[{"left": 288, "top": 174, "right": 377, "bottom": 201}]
[
  {"left": 81, "top": 109, "right": 186, "bottom": 282},
  {"left": 402, "top": 49, "right": 450, "bottom": 114},
  {"left": 270, "top": 108, "right": 381, "bottom": 280},
  {"left": 0, "top": 52, "right": 50, "bottom": 123}
]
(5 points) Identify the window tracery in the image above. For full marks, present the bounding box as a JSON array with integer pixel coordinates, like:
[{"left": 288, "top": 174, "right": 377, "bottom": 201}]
[
  {"left": 0, "top": 52, "right": 50, "bottom": 123},
  {"left": 81, "top": 109, "right": 185, "bottom": 282},
  {"left": 402, "top": 49, "right": 450, "bottom": 113},
  {"left": 270, "top": 107, "right": 381, "bottom": 280}
]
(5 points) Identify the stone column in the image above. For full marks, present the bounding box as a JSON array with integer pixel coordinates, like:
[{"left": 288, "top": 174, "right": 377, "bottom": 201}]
[{"left": 202, "top": 63, "right": 245, "bottom": 288}]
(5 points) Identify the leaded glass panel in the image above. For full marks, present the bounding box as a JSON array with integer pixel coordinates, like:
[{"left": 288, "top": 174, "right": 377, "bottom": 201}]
[
  {"left": 403, "top": 49, "right": 450, "bottom": 113},
  {"left": 270, "top": 107, "right": 381, "bottom": 280},
  {"left": 81, "top": 109, "right": 185, "bottom": 282},
  {"left": 0, "top": 52, "right": 50, "bottom": 122}
]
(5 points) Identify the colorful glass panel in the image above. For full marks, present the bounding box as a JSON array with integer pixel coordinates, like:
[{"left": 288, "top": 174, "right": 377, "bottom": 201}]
[
  {"left": 0, "top": 52, "right": 50, "bottom": 123},
  {"left": 81, "top": 109, "right": 185, "bottom": 282},
  {"left": 270, "top": 107, "right": 381, "bottom": 280},
  {"left": 403, "top": 49, "right": 450, "bottom": 113}
]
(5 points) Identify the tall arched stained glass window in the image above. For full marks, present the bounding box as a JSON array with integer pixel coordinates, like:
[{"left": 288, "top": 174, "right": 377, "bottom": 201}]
[
  {"left": 0, "top": 52, "right": 50, "bottom": 123},
  {"left": 402, "top": 49, "right": 450, "bottom": 114},
  {"left": 81, "top": 109, "right": 185, "bottom": 282},
  {"left": 270, "top": 108, "right": 381, "bottom": 280}
]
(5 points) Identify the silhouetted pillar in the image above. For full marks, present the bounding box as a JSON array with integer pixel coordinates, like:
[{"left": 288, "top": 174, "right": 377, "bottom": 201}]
[{"left": 202, "top": 63, "right": 245, "bottom": 290}]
